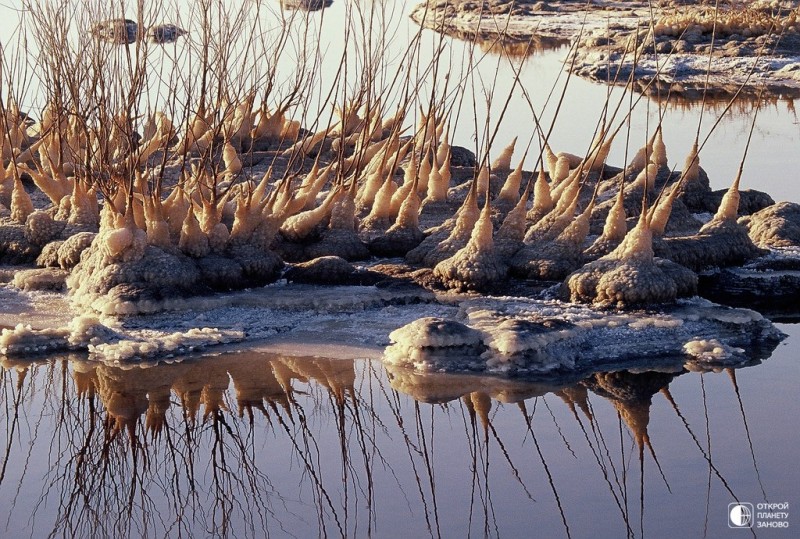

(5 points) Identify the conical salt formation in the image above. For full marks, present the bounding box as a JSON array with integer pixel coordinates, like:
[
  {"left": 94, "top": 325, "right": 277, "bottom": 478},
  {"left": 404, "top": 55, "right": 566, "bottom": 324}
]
[
  {"left": 69, "top": 178, "right": 98, "bottom": 226},
  {"left": 222, "top": 140, "right": 242, "bottom": 178},
  {"left": 10, "top": 169, "right": 34, "bottom": 224},
  {"left": 476, "top": 164, "right": 490, "bottom": 193},
  {"left": 587, "top": 181, "right": 628, "bottom": 256},
  {"left": 280, "top": 187, "right": 338, "bottom": 242},
  {"left": 587, "top": 130, "right": 615, "bottom": 172},
  {"left": 652, "top": 128, "right": 667, "bottom": 169},
  {"left": 628, "top": 131, "right": 657, "bottom": 172},
  {"left": 527, "top": 169, "right": 553, "bottom": 223},
  {"left": 496, "top": 182, "right": 531, "bottom": 259},
  {"left": 714, "top": 170, "right": 742, "bottom": 222},
  {"left": 179, "top": 205, "right": 210, "bottom": 258},
  {"left": 436, "top": 126, "right": 450, "bottom": 167},
  {"left": 439, "top": 149, "right": 452, "bottom": 189},
  {"left": 417, "top": 147, "right": 433, "bottom": 194},
  {"left": 165, "top": 185, "right": 190, "bottom": 237},
  {"left": 302, "top": 164, "right": 332, "bottom": 211},
  {"left": 361, "top": 174, "right": 399, "bottom": 236},
  {"left": 552, "top": 155, "right": 571, "bottom": 184},
  {"left": 390, "top": 150, "right": 419, "bottom": 214},
  {"left": 491, "top": 136, "right": 517, "bottom": 172},
  {"left": 497, "top": 150, "right": 527, "bottom": 204},
  {"left": 425, "top": 151, "right": 448, "bottom": 203},
  {"left": 544, "top": 142, "right": 558, "bottom": 180},
  {"left": 144, "top": 194, "right": 171, "bottom": 248},
  {"left": 682, "top": 139, "right": 700, "bottom": 184},
  {"left": 422, "top": 181, "right": 481, "bottom": 266},
  {"left": 369, "top": 175, "right": 425, "bottom": 257},
  {"left": 631, "top": 163, "right": 658, "bottom": 191},
  {"left": 434, "top": 193, "right": 507, "bottom": 291},
  {"left": 648, "top": 182, "right": 681, "bottom": 237}
]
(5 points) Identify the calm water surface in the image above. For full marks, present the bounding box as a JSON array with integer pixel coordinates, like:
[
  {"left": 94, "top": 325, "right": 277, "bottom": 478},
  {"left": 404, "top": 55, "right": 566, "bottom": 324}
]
[{"left": 0, "top": 324, "right": 797, "bottom": 538}]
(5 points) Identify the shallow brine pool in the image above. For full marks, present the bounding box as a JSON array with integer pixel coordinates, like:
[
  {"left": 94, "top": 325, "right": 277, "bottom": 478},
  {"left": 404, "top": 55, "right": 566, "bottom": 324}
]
[{"left": 0, "top": 324, "right": 797, "bottom": 538}]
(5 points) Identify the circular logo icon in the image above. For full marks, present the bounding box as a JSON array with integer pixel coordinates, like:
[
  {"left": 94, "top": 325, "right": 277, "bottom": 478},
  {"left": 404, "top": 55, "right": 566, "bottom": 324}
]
[{"left": 729, "top": 504, "right": 753, "bottom": 528}]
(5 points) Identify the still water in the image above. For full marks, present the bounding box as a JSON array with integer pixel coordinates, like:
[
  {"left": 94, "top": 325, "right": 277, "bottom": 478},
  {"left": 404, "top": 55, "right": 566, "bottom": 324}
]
[{"left": 0, "top": 324, "right": 797, "bottom": 538}]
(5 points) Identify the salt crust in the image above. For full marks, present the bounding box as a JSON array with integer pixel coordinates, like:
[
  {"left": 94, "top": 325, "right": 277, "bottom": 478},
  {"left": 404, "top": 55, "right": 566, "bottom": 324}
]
[{"left": 384, "top": 296, "right": 782, "bottom": 375}]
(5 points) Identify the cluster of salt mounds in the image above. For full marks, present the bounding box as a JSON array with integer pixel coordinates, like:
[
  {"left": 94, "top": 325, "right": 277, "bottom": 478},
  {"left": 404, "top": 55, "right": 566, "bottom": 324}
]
[{"left": 0, "top": 3, "right": 798, "bottom": 367}]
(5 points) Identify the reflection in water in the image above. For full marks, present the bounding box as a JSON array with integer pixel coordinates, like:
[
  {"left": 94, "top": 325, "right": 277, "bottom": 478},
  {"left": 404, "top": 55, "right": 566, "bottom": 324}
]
[
  {"left": 0, "top": 350, "right": 795, "bottom": 538},
  {"left": 445, "top": 28, "right": 570, "bottom": 58}
]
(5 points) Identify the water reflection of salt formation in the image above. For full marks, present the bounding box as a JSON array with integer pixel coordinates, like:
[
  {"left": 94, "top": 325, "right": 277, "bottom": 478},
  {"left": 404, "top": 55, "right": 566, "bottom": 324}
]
[{"left": 0, "top": 352, "right": 784, "bottom": 538}]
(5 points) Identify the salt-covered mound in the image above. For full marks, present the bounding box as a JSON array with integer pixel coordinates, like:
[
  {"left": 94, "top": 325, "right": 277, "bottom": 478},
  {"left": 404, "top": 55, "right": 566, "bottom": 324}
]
[
  {"left": 740, "top": 201, "right": 800, "bottom": 249},
  {"left": 384, "top": 317, "right": 486, "bottom": 371},
  {"left": 284, "top": 256, "right": 385, "bottom": 286},
  {"left": 563, "top": 210, "right": 698, "bottom": 308},
  {"left": 382, "top": 297, "right": 784, "bottom": 376},
  {"left": 68, "top": 229, "right": 283, "bottom": 315},
  {"left": 433, "top": 197, "right": 507, "bottom": 291},
  {"left": 656, "top": 219, "right": 765, "bottom": 271},
  {"left": 2, "top": 210, "right": 97, "bottom": 265},
  {"left": 37, "top": 232, "right": 96, "bottom": 269}
]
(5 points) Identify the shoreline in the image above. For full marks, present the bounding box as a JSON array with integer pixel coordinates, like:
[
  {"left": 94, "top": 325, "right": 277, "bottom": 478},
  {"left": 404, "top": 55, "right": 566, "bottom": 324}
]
[{"left": 411, "top": 0, "right": 800, "bottom": 98}]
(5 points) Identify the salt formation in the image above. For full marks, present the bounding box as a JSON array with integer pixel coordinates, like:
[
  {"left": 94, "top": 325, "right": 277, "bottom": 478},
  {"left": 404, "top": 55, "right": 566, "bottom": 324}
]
[
  {"left": 384, "top": 298, "right": 782, "bottom": 375},
  {"left": 305, "top": 182, "right": 369, "bottom": 261},
  {"left": 433, "top": 195, "right": 507, "bottom": 291},
  {"left": 494, "top": 182, "right": 531, "bottom": 259},
  {"left": 404, "top": 179, "right": 479, "bottom": 265},
  {"left": 585, "top": 182, "right": 627, "bottom": 258},
  {"left": 510, "top": 196, "right": 594, "bottom": 280},
  {"left": 563, "top": 202, "right": 697, "bottom": 308},
  {"left": 369, "top": 176, "right": 425, "bottom": 257},
  {"left": 384, "top": 317, "right": 486, "bottom": 371},
  {"left": 740, "top": 201, "right": 800, "bottom": 248},
  {"left": 656, "top": 172, "right": 764, "bottom": 271},
  {"left": 526, "top": 169, "right": 554, "bottom": 223},
  {"left": 491, "top": 136, "right": 517, "bottom": 172}
]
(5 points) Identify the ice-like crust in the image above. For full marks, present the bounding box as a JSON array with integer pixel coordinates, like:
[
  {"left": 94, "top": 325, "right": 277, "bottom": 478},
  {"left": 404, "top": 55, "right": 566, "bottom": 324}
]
[
  {"left": 683, "top": 338, "right": 743, "bottom": 363},
  {"left": 740, "top": 201, "right": 800, "bottom": 248},
  {"left": 383, "top": 297, "right": 783, "bottom": 375},
  {"left": 0, "top": 315, "right": 242, "bottom": 361},
  {"left": 13, "top": 268, "right": 69, "bottom": 291}
]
